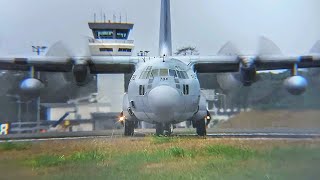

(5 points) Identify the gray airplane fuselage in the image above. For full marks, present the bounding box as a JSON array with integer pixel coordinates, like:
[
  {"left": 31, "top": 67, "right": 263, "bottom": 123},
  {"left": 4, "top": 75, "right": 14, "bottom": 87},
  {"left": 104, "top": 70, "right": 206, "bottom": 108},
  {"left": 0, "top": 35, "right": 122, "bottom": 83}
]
[{"left": 126, "top": 57, "right": 201, "bottom": 124}]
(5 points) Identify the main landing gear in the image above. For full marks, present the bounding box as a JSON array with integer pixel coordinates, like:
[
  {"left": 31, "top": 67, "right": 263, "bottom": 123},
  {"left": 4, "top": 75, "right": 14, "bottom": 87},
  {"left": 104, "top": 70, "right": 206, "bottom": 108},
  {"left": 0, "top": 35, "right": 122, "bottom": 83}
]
[
  {"left": 195, "top": 119, "right": 206, "bottom": 136},
  {"left": 193, "top": 115, "right": 211, "bottom": 136},
  {"left": 155, "top": 123, "right": 173, "bottom": 136}
]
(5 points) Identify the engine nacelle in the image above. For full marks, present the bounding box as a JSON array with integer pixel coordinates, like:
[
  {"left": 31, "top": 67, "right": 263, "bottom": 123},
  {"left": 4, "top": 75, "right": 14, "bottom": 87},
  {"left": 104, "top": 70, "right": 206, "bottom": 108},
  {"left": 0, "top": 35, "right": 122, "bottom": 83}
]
[
  {"left": 20, "top": 78, "right": 44, "bottom": 97},
  {"left": 72, "top": 64, "right": 91, "bottom": 86},
  {"left": 283, "top": 76, "right": 308, "bottom": 95},
  {"left": 217, "top": 73, "right": 241, "bottom": 91},
  {"left": 240, "top": 67, "right": 257, "bottom": 86}
]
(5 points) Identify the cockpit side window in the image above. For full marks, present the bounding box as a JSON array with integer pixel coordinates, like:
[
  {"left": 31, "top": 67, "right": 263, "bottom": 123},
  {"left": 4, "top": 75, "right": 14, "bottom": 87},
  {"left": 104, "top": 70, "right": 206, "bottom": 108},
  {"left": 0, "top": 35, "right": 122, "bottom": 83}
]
[
  {"left": 151, "top": 69, "right": 159, "bottom": 78},
  {"left": 139, "top": 71, "right": 148, "bottom": 79},
  {"left": 182, "top": 72, "right": 189, "bottom": 79},
  {"left": 139, "top": 66, "right": 153, "bottom": 79},
  {"left": 177, "top": 71, "right": 189, "bottom": 79},
  {"left": 160, "top": 69, "right": 168, "bottom": 76},
  {"left": 169, "top": 69, "right": 177, "bottom": 78}
]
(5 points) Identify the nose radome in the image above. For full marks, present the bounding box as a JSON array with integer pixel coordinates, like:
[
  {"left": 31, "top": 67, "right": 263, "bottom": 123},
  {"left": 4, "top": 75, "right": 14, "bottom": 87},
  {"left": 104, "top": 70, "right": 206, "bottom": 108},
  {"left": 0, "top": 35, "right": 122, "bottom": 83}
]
[{"left": 148, "top": 85, "right": 180, "bottom": 117}]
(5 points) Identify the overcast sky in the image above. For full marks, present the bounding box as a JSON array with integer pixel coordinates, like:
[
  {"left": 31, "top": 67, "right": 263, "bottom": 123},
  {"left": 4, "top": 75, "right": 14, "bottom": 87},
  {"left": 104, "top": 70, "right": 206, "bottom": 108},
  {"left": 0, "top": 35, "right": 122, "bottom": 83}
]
[{"left": 0, "top": 0, "right": 320, "bottom": 56}]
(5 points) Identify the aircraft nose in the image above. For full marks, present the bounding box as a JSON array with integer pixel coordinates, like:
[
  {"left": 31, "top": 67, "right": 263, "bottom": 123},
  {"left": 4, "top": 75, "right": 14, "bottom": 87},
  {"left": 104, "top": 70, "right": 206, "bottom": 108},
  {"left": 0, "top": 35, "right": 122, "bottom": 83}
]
[{"left": 148, "top": 85, "right": 180, "bottom": 119}]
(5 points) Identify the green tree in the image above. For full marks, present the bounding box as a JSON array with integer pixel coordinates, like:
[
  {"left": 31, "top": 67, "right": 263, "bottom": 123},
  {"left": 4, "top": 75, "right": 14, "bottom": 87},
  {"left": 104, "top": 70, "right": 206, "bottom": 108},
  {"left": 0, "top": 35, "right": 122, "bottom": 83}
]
[{"left": 175, "top": 46, "right": 199, "bottom": 56}]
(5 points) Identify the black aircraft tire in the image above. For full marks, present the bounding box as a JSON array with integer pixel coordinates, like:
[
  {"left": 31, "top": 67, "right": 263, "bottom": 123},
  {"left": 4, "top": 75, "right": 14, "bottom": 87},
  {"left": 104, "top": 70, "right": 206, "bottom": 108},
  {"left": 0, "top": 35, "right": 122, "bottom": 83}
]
[
  {"left": 196, "top": 119, "right": 206, "bottom": 136},
  {"left": 124, "top": 121, "right": 135, "bottom": 136},
  {"left": 156, "top": 123, "right": 164, "bottom": 136},
  {"left": 164, "top": 124, "right": 173, "bottom": 136}
]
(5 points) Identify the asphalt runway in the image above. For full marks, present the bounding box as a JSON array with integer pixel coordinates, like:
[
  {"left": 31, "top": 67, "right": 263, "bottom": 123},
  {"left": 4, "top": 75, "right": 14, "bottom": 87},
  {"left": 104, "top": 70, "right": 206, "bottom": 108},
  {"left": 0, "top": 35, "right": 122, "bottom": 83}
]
[{"left": 1, "top": 128, "right": 320, "bottom": 142}]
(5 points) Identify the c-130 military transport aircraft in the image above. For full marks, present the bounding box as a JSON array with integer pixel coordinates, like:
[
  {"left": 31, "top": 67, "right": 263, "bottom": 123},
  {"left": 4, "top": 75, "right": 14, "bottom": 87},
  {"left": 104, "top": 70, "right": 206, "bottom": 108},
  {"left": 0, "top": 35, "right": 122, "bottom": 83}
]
[{"left": 1, "top": 0, "right": 320, "bottom": 136}]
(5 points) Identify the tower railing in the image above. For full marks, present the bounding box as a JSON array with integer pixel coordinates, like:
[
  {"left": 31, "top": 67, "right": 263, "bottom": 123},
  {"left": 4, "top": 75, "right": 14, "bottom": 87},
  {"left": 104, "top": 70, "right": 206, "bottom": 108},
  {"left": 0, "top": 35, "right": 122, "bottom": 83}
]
[{"left": 88, "top": 39, "right": 134, "bottom": 44}]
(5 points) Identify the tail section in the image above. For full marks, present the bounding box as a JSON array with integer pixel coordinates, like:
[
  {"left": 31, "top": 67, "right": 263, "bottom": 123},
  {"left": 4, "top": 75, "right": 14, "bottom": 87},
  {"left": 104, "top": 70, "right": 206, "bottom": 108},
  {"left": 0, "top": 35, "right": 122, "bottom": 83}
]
[{"left": 159, "top": 0, "right": 172, "bottom": 56}]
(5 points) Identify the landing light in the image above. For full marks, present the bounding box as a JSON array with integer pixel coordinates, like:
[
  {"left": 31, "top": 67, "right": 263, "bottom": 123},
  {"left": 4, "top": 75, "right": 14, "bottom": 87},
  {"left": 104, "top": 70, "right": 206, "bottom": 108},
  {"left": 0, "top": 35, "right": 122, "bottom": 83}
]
[
  {"left": 119, "top": 116, "right": 125, "bottom": 126},
  {"left": 119, "top": 116, "right": 125, "bottom": 122},
  {"left": 206, "top": 116, "right": 211, "bottom": 120}
]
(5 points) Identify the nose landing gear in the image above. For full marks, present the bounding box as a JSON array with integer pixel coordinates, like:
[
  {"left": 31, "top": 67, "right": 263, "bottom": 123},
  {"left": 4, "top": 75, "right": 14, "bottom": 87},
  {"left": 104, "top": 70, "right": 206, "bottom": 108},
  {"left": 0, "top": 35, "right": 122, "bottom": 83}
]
[
  {"left": 124, "top": 121, "right": 136, "bottom": 136},
  {"left": 193, "top": 111, "right": 211, "bottom": 136},
  {"left": 155, "top": 123, "right": 173, "bottom": 136}
]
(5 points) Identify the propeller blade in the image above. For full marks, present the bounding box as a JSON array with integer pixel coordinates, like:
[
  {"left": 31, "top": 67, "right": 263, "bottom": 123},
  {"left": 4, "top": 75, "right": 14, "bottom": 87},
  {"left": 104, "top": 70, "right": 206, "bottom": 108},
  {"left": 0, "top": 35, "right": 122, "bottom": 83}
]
[
  {"left": 258, "top": 36, "right": 282, "bottom": 56},
  {"left": 310, "top": 40, "right": 320, "bottom": 54},
  {"left": 217, "top": 41, "right": 240, "bottom": 56}
]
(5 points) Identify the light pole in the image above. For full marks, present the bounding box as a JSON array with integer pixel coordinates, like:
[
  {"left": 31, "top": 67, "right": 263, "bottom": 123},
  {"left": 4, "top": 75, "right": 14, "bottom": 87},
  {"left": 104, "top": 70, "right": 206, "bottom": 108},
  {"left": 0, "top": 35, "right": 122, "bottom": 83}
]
[
  {"left": 215, "top": 93, "right": 227, "bottom": 110},
  {"left": 32, "top": 45, "right": 47, "bottom": 132},
  {"left": 6, "top": 94, "right": 22, "bottom": 133}
]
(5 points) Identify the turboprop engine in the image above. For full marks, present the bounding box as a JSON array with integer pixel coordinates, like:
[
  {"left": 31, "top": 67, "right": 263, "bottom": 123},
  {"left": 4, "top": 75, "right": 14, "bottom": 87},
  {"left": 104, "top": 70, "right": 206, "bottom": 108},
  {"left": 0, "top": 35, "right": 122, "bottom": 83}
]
[
  {"left": 47, "top": 38, "right": 94, "bottom": 86},
  {"left": 19, "top": 78, "right": 44, "bottom": 97},
  {"left": 72, "top": 63, "right": 92, "bottom": 86},
  {"left": 216, "top": 42, "right": 257, "bottom": 91},
  {"left": 239, "top": 57, "right": 257, "bottom": 86},
  {"left": 283, "top": 75, "right": 308, "bottom": 95}
]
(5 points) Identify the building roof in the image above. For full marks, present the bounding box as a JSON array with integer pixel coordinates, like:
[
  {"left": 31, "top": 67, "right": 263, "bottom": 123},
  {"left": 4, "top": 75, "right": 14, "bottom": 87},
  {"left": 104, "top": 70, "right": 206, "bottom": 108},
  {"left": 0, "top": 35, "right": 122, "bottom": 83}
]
[{"left": 88, "top": 22, "right": 134, "bottom": 30}]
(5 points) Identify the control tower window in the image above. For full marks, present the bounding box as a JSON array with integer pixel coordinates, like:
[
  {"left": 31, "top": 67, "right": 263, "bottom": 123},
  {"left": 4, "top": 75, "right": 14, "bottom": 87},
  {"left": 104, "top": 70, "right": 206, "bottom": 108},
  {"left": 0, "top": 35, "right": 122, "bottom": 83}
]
[
  {"left": 116, "top": 29, "right": 129, "bottom": 39},
  {"left": 96, "top": 30, "right": 113, "bottom": 39},
  {"left": 100, "top": 48, "right": 113, "bottom": 52},
  {"left": 119, "top": 48, "right": 132, "bottom": 52}
]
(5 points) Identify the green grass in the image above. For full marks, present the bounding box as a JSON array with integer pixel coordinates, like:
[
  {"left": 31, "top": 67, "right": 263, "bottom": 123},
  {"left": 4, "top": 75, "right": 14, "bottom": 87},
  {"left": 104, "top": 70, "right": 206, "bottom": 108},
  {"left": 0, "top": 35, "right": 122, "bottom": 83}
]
[
  {"left": 0, "top": 142, "right": 31, "bottom": 151},
  {"left": 27, "top": 150, "right": 107, "bottom": 168},
  {"left": 151, "top": 136, "right": 177, "bottom": 144},
  {"left": 1, "top": 138, "right": 320, "bottom": 180}
]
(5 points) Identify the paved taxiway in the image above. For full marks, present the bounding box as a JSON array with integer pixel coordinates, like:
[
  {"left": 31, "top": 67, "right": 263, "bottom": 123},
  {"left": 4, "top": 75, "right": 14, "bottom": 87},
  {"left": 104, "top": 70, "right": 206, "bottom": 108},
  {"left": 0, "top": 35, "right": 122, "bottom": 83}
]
[{"left": 1, "top": 128, "right": 320, "bottom": 143}]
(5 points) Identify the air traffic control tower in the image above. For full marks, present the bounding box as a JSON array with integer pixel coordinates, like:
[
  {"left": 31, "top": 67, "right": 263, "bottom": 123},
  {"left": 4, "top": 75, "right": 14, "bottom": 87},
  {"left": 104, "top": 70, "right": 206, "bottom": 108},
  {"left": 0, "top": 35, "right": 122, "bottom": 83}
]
[{"left": 88, "top": 20, "right": 134, "bottom": 112}]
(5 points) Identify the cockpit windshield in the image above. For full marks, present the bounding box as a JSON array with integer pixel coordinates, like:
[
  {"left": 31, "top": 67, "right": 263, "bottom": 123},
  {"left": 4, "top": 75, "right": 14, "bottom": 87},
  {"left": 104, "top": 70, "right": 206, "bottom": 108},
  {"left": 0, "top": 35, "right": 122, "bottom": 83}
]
[
  {"left": 160, "top": 69, "right": 168, "bottom": 76},
  {"left": 139, "top": 67, "right": 189, "bottom": 79}
]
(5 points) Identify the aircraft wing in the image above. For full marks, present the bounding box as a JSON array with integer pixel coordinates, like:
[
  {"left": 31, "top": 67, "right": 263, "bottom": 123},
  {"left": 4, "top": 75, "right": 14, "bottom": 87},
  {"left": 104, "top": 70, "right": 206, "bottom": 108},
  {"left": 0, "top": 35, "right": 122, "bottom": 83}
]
[
  {"left": 255, "top": 55, "right": 320, "bottom": 70},
  {"left": 188, "top": 54, "right": 320, "bottom": 73},
  {"left": 89, "top": 56, "right": 139, "bottom": 73},
  {"left": 0, "top": 56, "right": 73, "bottom": 72},
  {"left": 0, "top": 56, "right": 139, "bottom": 74},
  {"left": 185, "top": 56, "right": 240, "bottom": 73}
]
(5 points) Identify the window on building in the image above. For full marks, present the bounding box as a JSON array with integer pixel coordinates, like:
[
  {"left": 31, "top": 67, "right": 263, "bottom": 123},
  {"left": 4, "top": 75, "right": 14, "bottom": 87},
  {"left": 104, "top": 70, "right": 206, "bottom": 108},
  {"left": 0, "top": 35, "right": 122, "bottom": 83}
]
[
  {"left": 116, "top": 29, "right": 129, "bottom": 39},
  {"left": 118, "top": 48, "right": 132, "bottom": 52},
  {"left": 96, "top": 30, "right": 114, "bottom": 39},
  {"left": 99, "top": 48, "right": 113, "bottom": 52}
]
